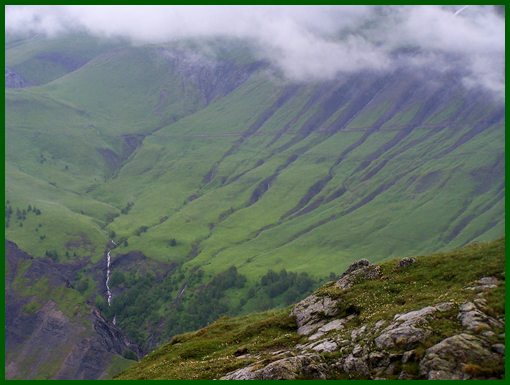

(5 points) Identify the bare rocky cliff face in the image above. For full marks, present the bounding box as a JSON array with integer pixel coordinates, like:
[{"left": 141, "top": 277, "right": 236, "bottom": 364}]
[
  {"left": 5, "top": 241, "right": 140, "bottom": 380},
  {"left": 222, "top": 260, "right": 505, "bottom": 380}
]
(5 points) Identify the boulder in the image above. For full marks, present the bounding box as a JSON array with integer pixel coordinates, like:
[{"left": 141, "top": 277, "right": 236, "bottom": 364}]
[
  {"left": 343, "top": 354, "right": 370, "bottom": 377},
  {"left": 221, "top": 354, "right": 328, "bottom": 380},
  {"left": 375, "top": 325, "right": 429, "bottom": 350},
  {"left": 465, "top": 276, "right": 500, "bottom": 292},
  {"left": 340, "top": 259, "right": 371, "bottom": 277},
  {"left": 291, "top": 295, "right": 340, "bottom": 335},
  {"left": 352, "top": 344, "right": 364, "bottom": 357},
  {"left": 309, "top": 317, "right": 352, "bottom": 340},
  {"left": 374, "top": 303, "right": 452, "bottom": 350},
  {"left": 457, "top": 302, "right": 503, "bottom": 332},
  {"left": 336, "top": 264, "right": 383, "bottom": 290},
  {"left": 491, "top": 344, "right": 505, "bottom": 355},
  {"left": 312, "top": 340, "right": 338, "bottom": 353},
  {"left": 397, "top": 257, "right": 416, "bottom": 268},
  {"left": 367, "top": 351, "right": 389, "bottom": 369},
  {"left": 419, "top": 333, "right": 503, "bottom": 380},
  {"left": 351, "top": 325, "right": 367, "bottom": 342}
]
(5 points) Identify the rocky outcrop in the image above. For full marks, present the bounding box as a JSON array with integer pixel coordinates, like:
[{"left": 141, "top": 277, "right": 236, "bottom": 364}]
[
  {"left": 374, "top": 302, "right": 454, "bottom": 349},
  {"left": 222, "top": 354, "right": 327, "bottom": 380},
  {"left": 291, "top": 259, "right": 384, "bottom": 337},
  {"left": 419, "top": 333, "right": 503, "bottom": 380},
  {"left": 335, "top": 260, "right": 383, "bottom": 289},
  {"left": 397, "top": 257, "right": 416, "bottom": 268},
  {"left": 291, "top": 295, "right": 341, "bottom": 335},
  {"left": 222, "top": 259, "right": 505, "bottom": 380},
  {"left": 457, "top": 300, "right": 503, "bottom": 333}
]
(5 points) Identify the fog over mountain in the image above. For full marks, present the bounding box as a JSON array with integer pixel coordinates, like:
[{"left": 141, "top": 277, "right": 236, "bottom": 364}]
[{"left": 6, "top": 5, "right": 505, "bottom": 95}]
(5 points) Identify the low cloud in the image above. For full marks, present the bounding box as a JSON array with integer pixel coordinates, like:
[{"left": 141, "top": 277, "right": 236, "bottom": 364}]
[{"left": 5, "top": 5, "right": 505, "bottom": 96}]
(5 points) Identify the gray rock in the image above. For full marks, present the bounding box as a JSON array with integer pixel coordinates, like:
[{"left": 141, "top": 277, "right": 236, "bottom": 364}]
[
  {"left": 351, "top": 325, "right": 367, "bottom": 342},
  {"left": 352, "top": 344, "right": 363, "bottom": 357},
  {"left": 478, "top": 276, "right": 499, "bottom": 287},
  {"left": 312, "top": 340, "right": 338, "bottom": 353},
  {"left": 458, "top": 302, "right": 503, "bottom": 332},
  {"left": 393, "top": 306, "right": 437, "bottom": 324},
  {"left": 320, "top": 318, "right": 348, "bottom": 333},
  {"left": 398, "top": 371, "right": 414, "bottom": 379},
  {"left": 367, "top": 351, "right": 389, "bottom": 369},
  {"left": 308, "top": 331, "right": 325, "bottom": 341},
  {"left": 336, "top": 264, "right": 383, "bottom": 290},
  {"left": 309, "top": 318, "right": 348, "bottom": 340},
  {"left": 474, "top": 297, "right": 488, "bottom": 309},
  {"left": 340, "top": 259, "right": 371, "bottom": 277},
  {"left": 419, "top": 333, "right": 502, "bottom": 380},
  {"left": 375, "top": 325, "right": 429, "bottom": 350},
  {"left": 397, "top": 257, "right": 416, "bottom": 268},
  {"left": 343, "top": 354, "right": 370, "bottom": 377},
  {"left": 491, "top": 344, "right": 505, "bottom": 355},
  {"left": 465, "top": 276, "right": 500, "bottom": 292},
  {"left": 402, "top": 350, "right": 416, "bottom": 363},
  {"left": 375, "top": 303, "right": 454, "bottom": 350},
  {"left": 222, "top": 354, "right": 328, "bottom": 380},
  {"left": 435, "top": 302, "right": 455, "bottom": 312},
  {"left": 221, "top": 365, "right": 259, "bottom": 380},
  {"left": 374, "top": 320, "right": 386, "bottom": 331},
  {"left": 291, "top": 295, "right": 340, "bottom": 335}
]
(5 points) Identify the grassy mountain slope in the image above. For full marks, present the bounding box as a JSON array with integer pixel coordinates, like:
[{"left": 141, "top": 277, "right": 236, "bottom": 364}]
[
  {"left": 6, "top": 36, "right": 504, "bottom": 275},
  {"left": 116, "top": 239, "right": 505, "bottom": 380},
  {"left": 6, "top": 33, "right": 126, "bottom": 86},
  {"left": 5, "top": 35, "right": 505, "bottom": 368}
]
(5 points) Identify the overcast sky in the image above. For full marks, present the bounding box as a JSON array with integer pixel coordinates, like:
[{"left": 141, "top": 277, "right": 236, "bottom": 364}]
[{"left": 5, "top": 5, "right": 505, "bottom": 97}]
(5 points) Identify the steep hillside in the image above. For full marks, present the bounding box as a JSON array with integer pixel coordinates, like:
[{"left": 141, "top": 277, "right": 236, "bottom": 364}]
[
  {"left": 117, "top": 239, "right": 505, "bottom": 380},
  {"left": 5, "top": 241, "right": 139, "bottom": 379},
  {"left": 6, "top": 36, "right": 504, "bottom": 276},
  {"left": 6, "top": 33, "right": 126, "bottom": 87},
  {"left": 5, "top": 33, "right": 505, "bottom": 377}
]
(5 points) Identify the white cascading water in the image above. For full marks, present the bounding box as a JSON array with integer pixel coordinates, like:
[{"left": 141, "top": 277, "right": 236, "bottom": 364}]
[
  {"left": 105, "top": 240, "right": 116, "bottom": 325},
  {"left": 106, "top": 250, "right": 112, "bottom": 306}
]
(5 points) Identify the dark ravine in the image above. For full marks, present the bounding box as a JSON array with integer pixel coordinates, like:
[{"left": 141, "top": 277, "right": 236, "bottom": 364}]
[{"left": 5, "top": 241, "right": 141, "bottom": 380}]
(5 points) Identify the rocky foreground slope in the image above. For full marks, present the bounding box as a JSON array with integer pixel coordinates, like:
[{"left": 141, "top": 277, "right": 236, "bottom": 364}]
[{"left": 117, "top": 239, "right": 505, "bottom": 380}]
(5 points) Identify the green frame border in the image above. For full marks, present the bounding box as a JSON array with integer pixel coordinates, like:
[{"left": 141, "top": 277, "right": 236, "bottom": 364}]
[{"left": 1, "top": 2, "right": 506, "bottom": 383}]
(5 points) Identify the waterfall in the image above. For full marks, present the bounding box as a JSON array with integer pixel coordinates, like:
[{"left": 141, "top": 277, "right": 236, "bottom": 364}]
[
  {"left": 105, "top": 240, "right": 116, "bottom": 325},
  {"left": 106, "top": 250, "right": 112, "bottom": 306}
]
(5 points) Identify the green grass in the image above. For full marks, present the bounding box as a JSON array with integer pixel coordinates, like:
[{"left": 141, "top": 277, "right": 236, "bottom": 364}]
[
  {"left": 116, "top": 238, "right": 505, "bottom": 380},
  {"left": 315, "top": 238, "right": 505, "bottom": 323},
  {"left": 6, "top": 36, "right": 504, "bottom": 278},
  {"left": 116, "top": 308, "right": 300, "bottom": 380},
  {"left": 6, "top": 33, "right": 126, "bottom": 86},
  {"left": 100, "top": 355, "right": 137, "bottom": 380},
  {"left": 5, "top": 34, "right": 505, "bottom": 381}
]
